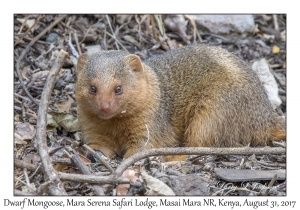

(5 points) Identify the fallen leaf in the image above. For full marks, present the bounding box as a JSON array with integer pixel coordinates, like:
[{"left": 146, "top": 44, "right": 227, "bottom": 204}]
[
  {"left": 22, "top": 183, "right": 36, "bottom": 193},
  {"left": 15, "top": 122, "right": 36, "bottom": 140},
  {"left": 116, "top": 169, "right": 139, "bottom": 196},
  {"left": 54, "top": 95, "right": 74, "bottom": 113},
  {"left": 48, "top": 112, "right": 80, "bottom": 132},
  {"left": 141, "top": 170, "right": 175, "bottom": 195},
  {"left": 272, "top": 45, "right": 280, "bottom": 54},
  {"left": 14, "top": 115, "right": 20, "bottom": 121},
  {"left": 14, "top": 138, "right": 27, "bottom": 145},
  {"left": 17, "top": 18, "right": 36, "bottom": 33},
  {"left": 47, "top": 114, "right": 60, "bottom": 129}
]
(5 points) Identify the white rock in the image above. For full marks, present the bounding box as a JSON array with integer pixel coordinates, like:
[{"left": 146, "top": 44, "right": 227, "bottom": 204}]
[
  {"left": 189, "top": 15, "right": 255, "bottom": 35},
  {"left": 251, "top": 59, "right": 282, "bottom": 109}
]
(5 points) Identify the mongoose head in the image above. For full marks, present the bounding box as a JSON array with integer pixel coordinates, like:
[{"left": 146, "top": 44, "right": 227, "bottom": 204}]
[{"left": 75, "top": 51, "right": 148, "bottom": 120}]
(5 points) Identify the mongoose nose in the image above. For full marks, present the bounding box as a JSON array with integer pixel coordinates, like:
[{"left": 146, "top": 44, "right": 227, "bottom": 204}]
[{"left": 101, "top": 104, "right": 111, "bottom": 113}]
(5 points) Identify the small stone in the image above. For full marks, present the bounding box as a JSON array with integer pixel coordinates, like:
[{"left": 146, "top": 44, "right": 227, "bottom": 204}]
[
  {"left": 189, "top": 15, "right": 255, "bottom": 35},
  {"left": 46, "top": 33, "right": 59, "bottom": 43}
]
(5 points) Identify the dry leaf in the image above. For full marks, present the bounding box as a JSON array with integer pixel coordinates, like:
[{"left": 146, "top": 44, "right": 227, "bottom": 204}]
[
  {"left": 54, "top": 95, "right": 74, "bottom": 113},
  {"left": 123, "top": 35, "right": 143, "bottom": 50},
  {"left": 48, "top": 112, "right": 80, "bottom": 132},
  {"left": 17, "top": 18, "right": 36, "bottom": 32},
  {"left": 272, "top": 45, "right": 280, "bottom": 54},
  {"left": 22, "top": 183, "right": 36, "bottom": 193},
  {"left": 47, "top": 114, "right": 60, "bottom": 129},
  {"left": 116, "top": 169, "right": 139, "bottom": 196},
  {"left": 79, "top": 153, "right": 91, "bottom": 165},
  {"left": 15, "top": 122, "right": 36, "bottom": 140},
  {"left": 14, "top": 138, "right": 28, "bottom": 145},
  {"left": 14, "top": 115, "right": 20, "bottom": 121},
  {"left": 141, "top": 170, "right": 175, "bottom": 195}
]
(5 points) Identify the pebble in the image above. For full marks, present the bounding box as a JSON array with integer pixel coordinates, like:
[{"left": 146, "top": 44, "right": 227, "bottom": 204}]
[{"left": 46, "top": 33, "right": 59, "bottom": 43}]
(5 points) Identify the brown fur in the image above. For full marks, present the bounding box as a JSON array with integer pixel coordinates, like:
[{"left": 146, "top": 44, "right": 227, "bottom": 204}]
[{"left": 75, "top": 45, "right": 286, "bottom": 159}]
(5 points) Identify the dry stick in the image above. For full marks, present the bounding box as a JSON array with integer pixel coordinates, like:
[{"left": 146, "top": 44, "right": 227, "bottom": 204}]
[
  {"left": 65, "top": 146, "right": 105, "bottom": 195},
  {"left": 184, "top": 15, "right": 202, "bottom": 43},
  {"left": 18, "top": 15, "right": 30, "bottom": 33},
  {"left": 82, "top": 144, "right": 115, "bottom": 173},
  {"left": 270, "top": 68, "right": 286, "bottom": 91},
  {"left": 36, "top": 49, "right": 69, "bottom": 196},
  {"left": 14, "top": 189, "right": 36, "bottom": 196},
  {"left": 68, "top": 34, "right": 79, "bottom": 59},
  {"left": 58, "top": 173, "right": 130, "bottom": 184},
  {"left": 15, "top": 159, "right": 43, "bottom": 173},
  {"left": 261, "top": 174, "right": 277, "bottom": 196},
  {"left": 73, "top": 31, "right": 82, "bottom": 55},
  {"left": 14, "top": 15, "right": 44, "bottom": 47},
  {"left": 150, "top": 15, "right": 159, "bottom": 41},
  {"left": 105, "top": 31, "right": 128, "bottom": 52},
  {"left": 273, "top": 14, "right": 279, "bottom": 31},
  {"left": 106, "top": 15, "right": 119, "bottom": 50},
  {"left": 15, "top": 14, "right": 67, "bottom": 106},
  {"left": 114, "top": 147, "right": 286, "bottom": 177},
  {"left": 14, "top": 159, "right": 130, "bottom": 184}
]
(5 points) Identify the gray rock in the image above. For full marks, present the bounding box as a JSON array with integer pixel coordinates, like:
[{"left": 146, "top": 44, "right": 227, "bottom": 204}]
[
  {"left": 170, "top": 174, "right": 210, "bottom": 195},
  {"left": 189, "top": 15, "right": 255, "bottom": 35},
  {"left": 46, "top": 33, "right": 59, "bottom": 43}
]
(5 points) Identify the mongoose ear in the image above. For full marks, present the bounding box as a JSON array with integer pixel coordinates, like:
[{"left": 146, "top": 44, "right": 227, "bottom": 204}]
[
  {"left": 76, "top": 53, "right": 89, "bottom": 75},
  {"left": 125, "top": 54, "right": 144, "bottom": 72}
]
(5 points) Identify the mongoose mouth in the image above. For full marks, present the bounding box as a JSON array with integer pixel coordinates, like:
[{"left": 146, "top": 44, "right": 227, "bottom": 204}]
[{"left": 97, "top": 111, "right": 116, "bottom": 120}]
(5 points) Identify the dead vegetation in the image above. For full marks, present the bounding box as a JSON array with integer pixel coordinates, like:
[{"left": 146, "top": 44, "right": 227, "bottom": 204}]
[{"left": 14, "top": 14, "right": 286, "bottom": 196}]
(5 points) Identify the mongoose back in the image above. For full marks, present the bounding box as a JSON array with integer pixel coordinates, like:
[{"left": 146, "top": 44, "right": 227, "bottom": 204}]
[{"left": 75, "top": 45, "right": 285, "bottom": 159}]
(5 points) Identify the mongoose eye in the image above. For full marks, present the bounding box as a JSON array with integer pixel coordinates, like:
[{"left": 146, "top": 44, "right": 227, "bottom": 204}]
[
  {"left": 115, "top": 85, "right": 122, "bottom": 95},
  {"left": 89, "top": 85, "right": 97, "bottom": 95}
]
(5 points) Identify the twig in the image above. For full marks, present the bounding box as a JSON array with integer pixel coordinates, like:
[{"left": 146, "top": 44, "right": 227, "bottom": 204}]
[
  {"left": 114, "top": 147, "right": 285, "bottom": 177},
  {"left": 68, "top": 35, "right": 79, "bottom": 58},
  {"left": 14, "top": 177, "right": 36, "bottom": 192},
  {"left": 212, "top": 186, "right": 258, "bottom": 196},
  {"left": 18, "top": 15, "right": 30, "bottom": 33},
  {"left": 105, "top": 31, "right": 128, "bottom": 52},
  {"left": 14, "top": 189, "right": 36, "bottom": 196},
  {"left": 23, "top": 168, "right": 30, "bottom": 186},
  {"left": 150, "top": 15, "right": 159, "bottom": 41},
  {"left": 51, "top": 156, "right": 73, "bottom": 165},
  {"left": 65, "top": 146, "right": 105, "bottom": 195},
  {"left": 269, "top": 68, "right": 286, "bottom": 90},
  {"left": 35, "top": 49, "right": 69, "bottom": 196},
  {"left": 82, "top": 144, "right": 114, "bottom": 173},
  {"left": 73, "top": 31, "right": 82, "bottom": 55},
  {"left": 15, "top": 14, "right": 67, "bottom": 106},
  {"left": 273, "top": 15, "right": 279, "bottom": 31},
  {"left": 14, "top": 15, "right": 44, "bottom": 47},
  {"left": 37, "top": 181, "right": 51, "bottom": 195},
  {"left": 14, "top": 158, "right": 130, "bottom": 184},
  {"left": 184, "top": 15, "right": 202, "bottom": 43},
  {"left": 260, "top": 174, "right": 277, "bottom": 195},
  {"left": 14, "top": 92, "right": 34, "bottom": 102},
  {"left": 58, "top": 173, "right": 130, "bottom": 184},
  {"left": 15, "top": 159, "right": 43, "bottom": 173},
  {"left": 257, "top": 161, "right": 286, "bottom": 168},
  {"left": 106, "top": 15, "right": 119, "bottom": 50}
]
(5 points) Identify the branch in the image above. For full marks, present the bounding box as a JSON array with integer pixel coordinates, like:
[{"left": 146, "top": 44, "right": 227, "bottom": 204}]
[
  {"left": 14, "top": 158, "right": 130, "bottom": 184},
  {"left": 65, "top": 146, "right": 105, "bottom": 195},
  {"left": 36, "top": 49, "right": 69, "bottom": 195},
  {"left": 114, "top": 147, "right": 286, "bottom": 177},
  {"left": 15, "top": 14, "right": 67, "bottom": 106},
  {"left": 82, "top": 144, "right": 114, "bottom": 173}
]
